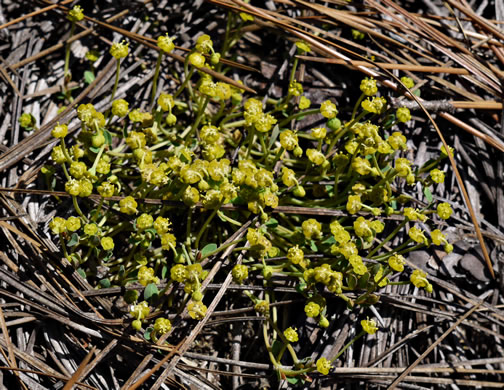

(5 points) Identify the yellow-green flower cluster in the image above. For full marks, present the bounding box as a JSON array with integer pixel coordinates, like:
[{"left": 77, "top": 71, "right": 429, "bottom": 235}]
[{"left": 43, "top": 32, "right": 458, "bottom": 375}]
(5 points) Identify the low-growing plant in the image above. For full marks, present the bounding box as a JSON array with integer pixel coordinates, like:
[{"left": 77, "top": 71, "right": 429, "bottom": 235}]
[{"left": 41, "top": 7, "right": 455, "bottom": 380}]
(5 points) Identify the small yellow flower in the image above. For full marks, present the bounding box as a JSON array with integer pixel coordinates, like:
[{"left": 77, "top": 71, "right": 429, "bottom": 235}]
[
  {"left": 287, "top": 245, "right": 304, "bottom": 265},
  {"left": 112, "top": 99, "right": 129, "bottom": 117},
  {"left": 410, "top": 269, "right": 433, "bottom": 293},
  {"left": 19, "top": 113, "right": 35, "bottom": 129},
  {"left": 408, "top": 226, "right": 427, "bottom": 244},
  {"left": 232, "top": 264, "right": 248, "bottom": 284},
  {"left": 101, "top": 236, "right": 114, "bottom": 251},
  {"left": 430, "top": 169, "right": 445, "bottom": 184},
  {"left": 129, "top": 301, "right": 150, "bottom": 320},
  {"left": 299, "top": 96, "right": 311, "bottom": 109},
  {"left": 239, "top": 12, "right": 254, "bottom": 21},
  {"left": 65, "top": 216, "right": 81, "bottom": 232},
  {"left": 360, "top": 77, "right": 377, "bottom": 96},
  {"left": 283, "top": 327, "right": 299, "bottom": 343},
  {"left": 401, "top": 76, "right": 415, "bottom": 89},
  {"left": 396, "top": 107, "right": 411, "bottom": 123},
  {"left": 361, "top": 317, "right": 378, "bottom": 334},
  {"left": 352, "top": 29, "right": 365, "bottom": 40},
  {"left": 67, "top": 5, "right": 84, "bottom": 22},
  {"left": 320, "top": 100, "right": 338, "bottom": 119},
  {"left": 153, "top": 318, "right": 172, "bottom": 335},
  {"left": 388, "top": 254, "right": 405, "bottom": 272},
  {"left": 189, "top": 52, "right": 205, "bottom": 68},
  {"left": 295, "top": 40, "right": 311, "bottom": 53},
  {"left": 346, "top": 194, "right": 362, "bottom": 214},
  {"left": 119, "top": 196, "right": 138, "bottom": 215},
  {"left": 110, "top": 40, "right": 129, "bottom": 59},
  {"left": 440, "top": 145, "right": 454, "bottom": 158},
  {"left": 136, "top": 213, "right": 153, "bottom": 230},
  {"left": 306, "top": 149, "right": 326, "bottom": 166},
  {"left": 387, "top": 132, "right": 406, "bottom": 150},
  {"left": 158, "top": 93, "right": 175, "bottom": 112},
  {"left": 302, "top": 218, "right": 322, "bottom": 240},
  {"left": 311, "top": 127, "right": 327, "bottom": 140},
  {"left": 361, "top": 96, "right": 387, "bottom": 114},
  {"left": 304, "top": 302, "right": 321, "bottom": 318},
  {"left": 84, "top": 223, "right": 98, "bottom": 236},
  {"left": 279, "top": 130, "right": 298, "bottom": 151},
  {"left": 49, "top": 217, "right": 67, "bottom": 234},
  {"left": 157, "top": 34, "right": 175, "bottom": 53},
  {"left": 187, "top": 300, "right": 207, "bottom": 320},
  {"left": 316, "top": 357, "right": 333, "bottom": 375},
  {"left": 138, "top": 266, "right": 159, "bottom": 286},
  {"left": 51, "top": 123, "right": 68, "bottom": 139},
  {"left": 437, "top": 202, "right": 453, "bottom": 220},
  {"left": 85, "top": 50, "right": 99, "bottom": 63},
  {"left": 195, "top": 34, "right": 213, "bottom": 54},
  {"left": 170, "top": 264, "right": 188, "bottom": 282}
]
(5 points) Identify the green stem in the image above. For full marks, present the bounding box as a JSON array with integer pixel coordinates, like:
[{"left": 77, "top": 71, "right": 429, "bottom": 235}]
[
  {"left": 174, "top": 56, "right": 194, "bottom": 100},
  {"left": 60, "top": 138, "right": 73, "bottom": 164},
  {"left": 150, "top": 53, "right": 163, "bottom": 108},
  {"left": 268, "top": 147, "right": 284, "bottom": 171},
  {"left": 278, "top": 108, "right": 320, "bottom": 128},
  {"left": 58, "top": 234, "right": 71, "bottom": 262},
  {"left": 184, "top": 96, "right": 209, "bottom": 144},
  {"left": 194, "top": 207, "right": 219, "bottom": 252},
  {"left": 367, "top": 219, "right": 407, "bottom": 258},
  {"left": 245, "top": 126, "right": 256, "bottom": 159},
  {"left": 216, "top": 210, "right": 242, "bottom": 226},
  {"left": 72, "top": 196, "right": 89, "bottom": 223},
  {"left": 351, "top": 93, "right": 366, "bottom": 120},
  {"left": 64, "top": 22, "right": 76, "bottom": 80},
  {"left": 330, "top": 330, "right": 366, "bottom": 364},
  {"left": 199, "top": 238, "right": 245, "bottom": 262},
  {"left": 110, "top": 59, "right": 121, "bottom": 101},
  {"left": 263, "top": 322, "right": 281, "bottom": 368},
  {"left": 269, "top": 319, "right": 300, "bottom": 364},
  {"left": 258, "top": 133, "right": 268, "bottom": 162},
  {"left": 88, "top": 144, "right": 106, "bottom": 176}
]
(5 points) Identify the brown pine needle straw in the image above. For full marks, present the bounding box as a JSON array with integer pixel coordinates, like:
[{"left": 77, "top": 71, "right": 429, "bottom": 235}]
[{"left": 296, "top": 55, "right": 471, "bottom": 74}]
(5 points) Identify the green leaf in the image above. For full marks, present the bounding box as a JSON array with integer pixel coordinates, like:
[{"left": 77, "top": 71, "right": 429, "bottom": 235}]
[
  {"left": 265, "top": 218, "right": 278, "bottom": 228},
  {"left": 321, "top": 236, "right": 336, "bottom": 245},
  {"left": 268, "top": 124, "right": 280, "bottom": 149},
  {"left": 67, "top": 233, "right": 79, "bottom": 247},
  {"left": 89, "top": 209, "right": 102, "bottom": 221},
  {"left": 89, "top": 146, "right": 101, "bottom": 153},
  {"left": 201, "top": 243, "right": 218, "bottom": 258},
  {"left": 103, "top": 129, "right": 112, "bottom": 145},
  {"left": 347, "top": 274, "right": 357, "bottom": 290},
  {"left": 161, "top": 264, "right": 168, "bottom": 280},
  {"left": 286, "top": 377, "right": 300, "bottom": 385},
  {"left": 423, "top": 187, "right": 433, "bottom": 203},
  {"left": 144, "top": 283, "right": 159, "bottom": 300},
  {"left": 310, "top": 240, "right": 318, "bottom": 252},
  {"left": 383, "top": 114, "right": 395, "bottom": 128},
  {"left": 144, "top": 327, "right": 153, "bottom": 341},
  {"left": 84, "top": 70, "right": 95, "bottom": 84},
  {"left": 99, "top": 278, "right": 111, "bottom": 288},
  {"left": 271, "top": 339, "right": 283, "bottom": 357},
  {"left": 77, "top": 268, "right": 87, "bottom": 279},
  {"left": 358, "top": 272, "right": 370, "bottom": 289}
]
